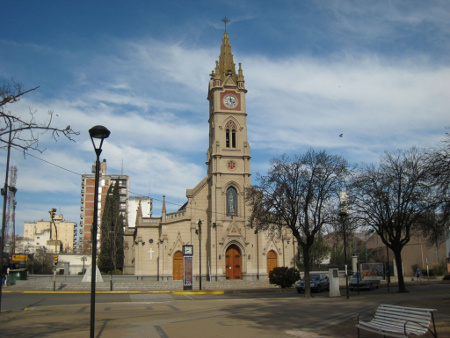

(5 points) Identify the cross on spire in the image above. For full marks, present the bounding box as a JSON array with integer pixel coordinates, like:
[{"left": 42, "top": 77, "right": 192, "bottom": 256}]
[{"left": 222, "top": 16, "right": 230, "bottom": 32}]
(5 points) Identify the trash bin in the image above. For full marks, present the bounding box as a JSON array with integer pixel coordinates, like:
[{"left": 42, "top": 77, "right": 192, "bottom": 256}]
[
  {"left": 8, "top": 271, "right": 18, "bottom": 285},
  {"left": 18, "top": 268, "right": 27, "bottom": 280},
  {"left": 8, "top": 268, "right": 27, "bottom": 285}
]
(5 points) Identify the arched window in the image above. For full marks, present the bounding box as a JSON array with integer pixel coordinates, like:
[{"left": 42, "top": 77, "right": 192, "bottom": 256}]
[
  {"left": 226, "top": 186, "right": 238, "bottom": 216},
  {"left": 225, "top": 120, "right": 236, "bottom": 148}
]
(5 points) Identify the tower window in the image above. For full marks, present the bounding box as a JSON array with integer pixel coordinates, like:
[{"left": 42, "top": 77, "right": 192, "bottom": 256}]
[
  {"left": 226, "top": 186, "right": 238, "bottom": 216},
  {"left": 225, "top": 120, "right": 236, "bottom": 148}
]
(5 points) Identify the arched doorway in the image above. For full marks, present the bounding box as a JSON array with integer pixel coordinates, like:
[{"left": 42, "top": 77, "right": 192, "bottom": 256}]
[
  {"left": 225, "top": 245, "right": 241, "bottom": 280},
  {"left": 173, "top": 251, "right": 183, "bottom": 280},
  {"left": 267, "top": 250, "right": 277, "bottom": 277}
]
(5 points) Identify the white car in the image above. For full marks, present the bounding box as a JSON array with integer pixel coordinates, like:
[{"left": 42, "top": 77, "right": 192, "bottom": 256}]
[{"left": 349, "top": 273, "right": 380, "bottom": 290}]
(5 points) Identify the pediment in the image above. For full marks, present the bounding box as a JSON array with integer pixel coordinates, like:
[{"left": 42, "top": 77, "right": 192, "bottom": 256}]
[
  {"left": 223, "top": 76, "right": 237, "bottom": 87},
  {"left": 227, "top": 223, "right": 242, "bottom": 237}
]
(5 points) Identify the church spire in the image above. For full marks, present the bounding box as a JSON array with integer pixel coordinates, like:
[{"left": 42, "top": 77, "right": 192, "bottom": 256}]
[
  {"left": 217, "top": 31, "right": 237, "bottom": 82},
  {"left": 162, "top": 195, "right": 166, "bottom": 215}
]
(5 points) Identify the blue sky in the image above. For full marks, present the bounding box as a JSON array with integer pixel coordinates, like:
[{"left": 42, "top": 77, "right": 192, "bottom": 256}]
[{"left": 1, "top": 1, "right": 449, "bottom": 239}]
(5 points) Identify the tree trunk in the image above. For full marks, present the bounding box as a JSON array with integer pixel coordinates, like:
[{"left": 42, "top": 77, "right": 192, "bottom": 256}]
[
  {"left": 302, "top": 245, "right": 312, "bottom": 298},
  {"left": 393, "top": 250, "right": 407, "bottom": 293}
]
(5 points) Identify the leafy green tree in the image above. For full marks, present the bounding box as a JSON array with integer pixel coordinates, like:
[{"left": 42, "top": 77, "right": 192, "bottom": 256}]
[{"left": 98, "top": 180, "right": 124, "bottom": 274}]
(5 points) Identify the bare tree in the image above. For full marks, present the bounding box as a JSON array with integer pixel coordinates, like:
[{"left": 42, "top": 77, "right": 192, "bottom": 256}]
[
  {"left": 422, "top": 131, "right": 450, "bottom": 262},
  {"left": 28, "top": 247, "right": 53, "bottom": 274},
  {"left": 246, "top": 149, "right": 349, "bottom": 297},
  {"left": 428, "top": 131, "right": 450, "bottom": 224},
  {"left": 350, "top": 148, "right": 440, "bottom": 292},
  {"left": 0, "top": 80, "right": 79, "bottom": 312},
  {"left": 1, "top": 80, "right": 79, "bottom": 151}
]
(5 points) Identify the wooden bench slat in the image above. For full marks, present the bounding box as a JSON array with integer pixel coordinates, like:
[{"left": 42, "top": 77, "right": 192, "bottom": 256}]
[
  {"left": 376, "top": 309, "right": 435, "bottom": 318},
  {"left": 357, "top": 304, "right": 437, "bottom": 337},
  {"left": 377, "top": 304, "right": 437, "bottom": 312},
  {"left": 374, "top": 313, "right": 431, "bottom": 326},
  {"left": 364, "top": 319, "right": 425, "bottom": 332},
  {"left": 356, "top": 323, "right": 407, "bottom": 338},
  {"left": 358, "top": 322, "right": 427, "bottom": 337}
]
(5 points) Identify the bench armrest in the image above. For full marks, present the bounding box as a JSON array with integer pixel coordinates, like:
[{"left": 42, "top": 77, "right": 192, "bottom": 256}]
[
  {"left": 404, "top": 315, "right": 437, "bottom": 338},
  {"left": 357, "top": 311, "right": 374, "bottom": 324}
]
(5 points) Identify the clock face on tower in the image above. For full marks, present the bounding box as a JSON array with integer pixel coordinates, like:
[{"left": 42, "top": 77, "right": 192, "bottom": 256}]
[{"left": 223, "top": 94, "right": 238, "bottom": 109}]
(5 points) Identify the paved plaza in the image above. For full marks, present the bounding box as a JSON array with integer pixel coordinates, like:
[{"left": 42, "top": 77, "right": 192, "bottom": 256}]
[{"left": 0, "top": 280, "right": 449, "bottom": 337}]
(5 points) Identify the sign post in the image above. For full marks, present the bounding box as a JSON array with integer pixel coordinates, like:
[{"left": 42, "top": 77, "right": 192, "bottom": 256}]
[{"left": 183, "top": 245, "right": 193, "bottom": 291}]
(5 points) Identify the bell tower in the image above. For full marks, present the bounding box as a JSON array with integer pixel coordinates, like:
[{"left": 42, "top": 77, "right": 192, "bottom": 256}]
[{"left": 206, "top": 28, "right": 251, "bottom": 228}]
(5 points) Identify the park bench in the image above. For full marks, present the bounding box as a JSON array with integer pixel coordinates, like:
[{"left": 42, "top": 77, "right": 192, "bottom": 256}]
[{"left": 356, "top": 304, "right": 437, "bottom": 337}]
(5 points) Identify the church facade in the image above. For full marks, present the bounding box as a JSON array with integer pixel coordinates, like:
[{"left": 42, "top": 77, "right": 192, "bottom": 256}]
[{"left": 124, "top": 31, "right": 297, "bottom": 282}]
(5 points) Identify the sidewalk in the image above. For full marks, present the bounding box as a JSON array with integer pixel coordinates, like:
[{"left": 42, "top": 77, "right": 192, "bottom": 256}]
[
  {"left": 321, "top": 293, "right": 450, "bottom": 337},
  {"left": 1, "top": 279, "right": 449, "bottom": 337}
]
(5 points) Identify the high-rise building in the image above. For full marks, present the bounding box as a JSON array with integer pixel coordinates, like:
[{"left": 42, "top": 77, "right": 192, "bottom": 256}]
[{"left": 80, "top": 159, "right": 129, "bottom": 253}]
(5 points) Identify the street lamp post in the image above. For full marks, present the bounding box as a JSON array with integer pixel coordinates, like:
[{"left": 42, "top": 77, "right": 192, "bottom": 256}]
[
  {"left": 89, "top": 125, "right": 110, "bottom": 338},
  {"left": 81, "top": 256, "right": 87, "bottom": 274},
  {"left": 0, "top": 116, "right": 12, "bottom": 314},
  {"left": 196, "top": 219, "right": 203, "bottom": 290},
  {"left": 109, "top": 229, "right": 114, "bottom": 291},
  {"left": 339, "top": 192, "right": 350, "bottom": 300},
  {"left": 49, "top": 208, "right": 57, "bottom": 291}
]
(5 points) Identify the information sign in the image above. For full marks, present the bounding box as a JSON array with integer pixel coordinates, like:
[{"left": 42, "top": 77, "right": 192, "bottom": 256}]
[
  {"left": 183, "top": 256, "right": 193, "bottom": 290},
  {"left": 12, "top": 255, "right": 28, "bottom": 262}
]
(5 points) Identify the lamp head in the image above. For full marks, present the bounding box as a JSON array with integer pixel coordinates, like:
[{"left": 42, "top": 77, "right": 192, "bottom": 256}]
[
  {"left": 89, "top": 125, "right": 110, "bottom": 154},
  {"left": 89, "top": 125, "right": 111, "bottom": 140}
]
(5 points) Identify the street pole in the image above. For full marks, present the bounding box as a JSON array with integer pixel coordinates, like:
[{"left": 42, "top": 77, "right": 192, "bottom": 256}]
[
  {"left": 0, "top": 117, "right": 12, "bottom": 314},
  {"left": 110, "top": 230, "right": 114, "bottom": 291},
  {"left": 197, "top": 219, "right": 203, "bottom": 290},
  {"left": 49, "top": 208, "right": 57, "bottom": 291},
  {"left": 339, "top": 191, "right": 349, "bottom": 300},
  {"left": 341, "top": 213, "right": 349, "bottom": 299},
  {"left": 89, "top": 125, "right": 110, "bottom": 338},
  {"left": 386, "top": 245, "right": 390, "bottom": 293}
]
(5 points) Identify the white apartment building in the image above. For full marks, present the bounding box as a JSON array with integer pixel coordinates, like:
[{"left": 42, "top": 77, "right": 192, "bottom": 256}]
[{"left": 22, "top": 214, "right": 77, "bottom": 253}]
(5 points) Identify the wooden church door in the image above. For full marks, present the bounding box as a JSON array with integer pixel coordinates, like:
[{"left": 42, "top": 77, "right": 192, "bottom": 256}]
[
  {"left": 225, "top": 245, "right": 241, "bottom": 280},
  {"left": 267, "top": 250, "right": 277, "bottom": 277},
  {"left": 173, "top": 251, "right": 183, "bottom": 280}
]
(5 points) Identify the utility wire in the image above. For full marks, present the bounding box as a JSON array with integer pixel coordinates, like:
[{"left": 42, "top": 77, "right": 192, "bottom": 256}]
[{"left": 9, "top": 146, "right": 235, "bottom": 218}]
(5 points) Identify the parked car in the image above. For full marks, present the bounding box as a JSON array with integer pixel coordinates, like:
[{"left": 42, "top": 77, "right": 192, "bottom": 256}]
[
  {"left": 296, "top": 273, "right": 329, "bottom": 293},
  {"left": 349, "top": 272, "right": 380, "bottom": 290}
]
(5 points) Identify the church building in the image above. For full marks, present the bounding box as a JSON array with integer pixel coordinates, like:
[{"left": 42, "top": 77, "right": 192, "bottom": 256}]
[{"left": 124, "top": 29, "right": 297, "bottom": 282}]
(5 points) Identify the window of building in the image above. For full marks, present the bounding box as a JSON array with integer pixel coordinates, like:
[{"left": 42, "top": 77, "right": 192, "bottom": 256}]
[
  {"left": 226, "top": 186, "right": 238, "bottom": 216},
  {"left": 225, "top": 120, "right": 236, "bottom": 148}
]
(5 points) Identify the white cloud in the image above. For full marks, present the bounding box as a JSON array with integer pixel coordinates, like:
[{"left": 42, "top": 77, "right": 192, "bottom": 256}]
[
  {"left": 244, "top": 53, "right": 449, "bottom": 162},
  {"left": 2, "top": 1, "right": 449, "bottom": 237}
]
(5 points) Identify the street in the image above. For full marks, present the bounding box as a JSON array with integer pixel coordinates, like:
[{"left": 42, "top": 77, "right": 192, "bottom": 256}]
[
  {"left": 2, "top": 280, "right": 443, "bottom": 312},
  {"left": 0, "top": 282, "right": 449, "bottom": 337}
]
